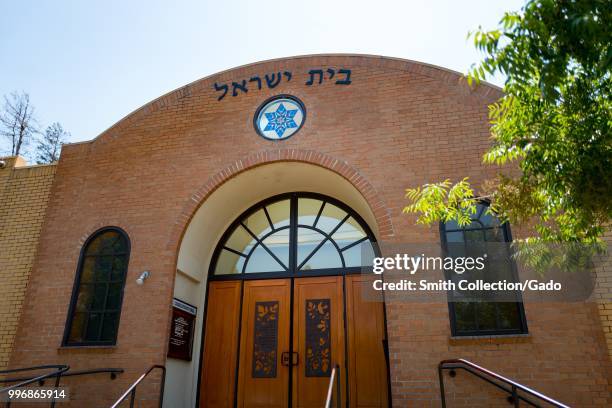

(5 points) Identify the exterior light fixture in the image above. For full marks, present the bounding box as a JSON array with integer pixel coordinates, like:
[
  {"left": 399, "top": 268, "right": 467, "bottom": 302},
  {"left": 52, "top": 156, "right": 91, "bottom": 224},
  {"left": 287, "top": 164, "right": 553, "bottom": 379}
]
[{"left": 136, "top": 271, "right": 150, "bottom": 285}]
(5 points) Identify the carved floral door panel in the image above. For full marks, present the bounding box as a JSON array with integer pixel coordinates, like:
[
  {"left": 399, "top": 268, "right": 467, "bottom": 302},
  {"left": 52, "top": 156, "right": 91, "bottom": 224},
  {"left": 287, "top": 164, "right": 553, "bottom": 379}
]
[
  {"left": 292, "top": 276, "right": 345, "bottom": 408},
  {"left": 237, "top": 279, "right": 291, "bottom": 408}
]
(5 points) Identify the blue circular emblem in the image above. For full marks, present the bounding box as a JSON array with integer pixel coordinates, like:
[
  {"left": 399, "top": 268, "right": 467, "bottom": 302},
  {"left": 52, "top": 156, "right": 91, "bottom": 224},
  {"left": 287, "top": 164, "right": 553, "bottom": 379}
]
[{"left": 254, "top": 95, "right": 306, "bottom": 140}]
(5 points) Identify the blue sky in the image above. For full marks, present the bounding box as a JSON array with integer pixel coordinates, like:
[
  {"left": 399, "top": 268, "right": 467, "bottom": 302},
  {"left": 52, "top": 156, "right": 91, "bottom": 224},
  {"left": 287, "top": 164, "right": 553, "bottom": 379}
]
[{"left": 0, "top": 0, "right": 524, "bottom": 156}]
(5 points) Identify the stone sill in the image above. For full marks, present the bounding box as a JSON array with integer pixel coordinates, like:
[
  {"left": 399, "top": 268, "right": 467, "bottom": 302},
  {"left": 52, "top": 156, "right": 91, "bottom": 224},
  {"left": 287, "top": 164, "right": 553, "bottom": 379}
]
[
  {"left": 57, "top": 345, "right": 117, "bottom": 354},
  {"left": 449, "top": 333, "right": 532, "bottom": 345}
]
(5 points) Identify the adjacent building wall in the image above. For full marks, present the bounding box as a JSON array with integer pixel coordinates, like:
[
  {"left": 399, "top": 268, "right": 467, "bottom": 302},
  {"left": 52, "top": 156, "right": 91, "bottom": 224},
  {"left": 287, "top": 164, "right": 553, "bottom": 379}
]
[
  {"left": 0, "top": 156, "right": 57, "bottom": 369},
  {"left": 595, "top": 230, "right": 612, "bottom": 359}
]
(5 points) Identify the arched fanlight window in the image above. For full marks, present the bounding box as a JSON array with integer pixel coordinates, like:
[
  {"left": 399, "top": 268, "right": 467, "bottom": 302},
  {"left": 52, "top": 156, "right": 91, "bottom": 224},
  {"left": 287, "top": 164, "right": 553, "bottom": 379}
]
[
  {"left": 64, "top": 227, "right": 130, "bottom": 346},
  {"left": 212, "top": 193, "right": 376, "bottom": 276}
]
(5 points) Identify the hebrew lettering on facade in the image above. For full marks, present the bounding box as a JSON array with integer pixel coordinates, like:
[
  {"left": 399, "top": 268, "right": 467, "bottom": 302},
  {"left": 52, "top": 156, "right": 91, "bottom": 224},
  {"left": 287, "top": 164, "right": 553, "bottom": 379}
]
[
  {"left": 249, "top": 76, "right": 262, "bottom": 90},
  {"left": 232, "top": 80, "right": 248, "bottom": 96},
  {"left": 213, "top": 82, "right": 228, "bottom": 101},
  {"left": 265, "top": 73, "right": 282, "bottom": 89},
  {"left": 306, "top": 68, "right": 352, "bottom": 86},
  {"left": 335, "top": 69, "right": 352, "bottom": 85},
  {"left": 305, "top": 69, "right": 324, "bottom": 86},
  {"left": 214, "top": 68, "right": 351, "bottom": 100}
]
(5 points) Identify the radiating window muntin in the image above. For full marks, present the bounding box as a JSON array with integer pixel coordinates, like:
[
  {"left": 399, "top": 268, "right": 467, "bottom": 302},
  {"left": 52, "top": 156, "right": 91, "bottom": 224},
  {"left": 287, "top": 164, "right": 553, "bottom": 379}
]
[
  {"left": 441, "top": 203, "right": 527, "bottom": 336},
  {"left": 64, "top": 227, "right": 130, "bottom": 346},
  {"left": 212, "top": 193, "right": 376, "bottom": 276}
]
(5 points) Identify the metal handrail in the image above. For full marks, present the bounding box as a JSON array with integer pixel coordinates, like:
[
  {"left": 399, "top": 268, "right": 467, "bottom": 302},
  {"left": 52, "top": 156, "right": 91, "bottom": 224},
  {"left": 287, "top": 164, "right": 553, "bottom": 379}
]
[
  {"left": 110, "top": 365, "right": 165, "bottom": 408},
  {"left": 0, "top": 367, "right": 124, "bottom": 384},
  {"left": 0, "top": 365, "right": 69, "bottom": 393},
  {"left": 1, "top": 366, "right": 123, "bottom": 408},
  {"left": 324, "top": 364, "right": 341, "bottom": 408},
  {"left": 0, "top": 365, "right": 69, "bottom": 408},
  {"left": 439, "top": 359, "right": 570, "bottom": 408}
]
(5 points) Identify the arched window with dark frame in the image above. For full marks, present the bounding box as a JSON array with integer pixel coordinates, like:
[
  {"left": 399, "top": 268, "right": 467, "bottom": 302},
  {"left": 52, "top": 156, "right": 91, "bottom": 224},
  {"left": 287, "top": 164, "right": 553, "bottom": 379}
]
[
  {"left": 211, "top": 193, "right": 377, "bottom": 277},
  {"left": 441, "top": 203, "right": 528, "bottom": 336},
  {"left": 63, "top": 227, "right": 130, "bottom": 346}
]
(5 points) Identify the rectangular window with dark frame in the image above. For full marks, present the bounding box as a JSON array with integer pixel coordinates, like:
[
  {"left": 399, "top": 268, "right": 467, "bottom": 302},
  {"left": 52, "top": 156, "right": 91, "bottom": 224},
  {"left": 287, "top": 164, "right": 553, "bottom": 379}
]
[{"left": 441, "top": 204, "right": 527, "bottom": 336}]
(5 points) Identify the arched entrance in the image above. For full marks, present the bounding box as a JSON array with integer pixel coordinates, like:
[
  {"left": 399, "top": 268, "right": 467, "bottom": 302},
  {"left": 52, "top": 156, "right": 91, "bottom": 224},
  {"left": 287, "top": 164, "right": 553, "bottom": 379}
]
[
  {"left": 199, "top": 193, "right": 389, "bottom": 408},
  {"left": 168, "top": 161, "right": 392, "bottom": 407}
]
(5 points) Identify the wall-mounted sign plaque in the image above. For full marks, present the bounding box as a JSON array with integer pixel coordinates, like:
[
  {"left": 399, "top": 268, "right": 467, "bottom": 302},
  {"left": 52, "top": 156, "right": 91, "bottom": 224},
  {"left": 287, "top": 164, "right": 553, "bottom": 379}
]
[{"left": 167, "top": 298, "right": 197, "bottom": 361}]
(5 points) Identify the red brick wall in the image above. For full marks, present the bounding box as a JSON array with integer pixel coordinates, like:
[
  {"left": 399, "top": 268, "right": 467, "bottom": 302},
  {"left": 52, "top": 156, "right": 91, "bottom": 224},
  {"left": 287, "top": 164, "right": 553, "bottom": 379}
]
[{"left": 9, "top": 55, "right": 610, "bottom": 407}]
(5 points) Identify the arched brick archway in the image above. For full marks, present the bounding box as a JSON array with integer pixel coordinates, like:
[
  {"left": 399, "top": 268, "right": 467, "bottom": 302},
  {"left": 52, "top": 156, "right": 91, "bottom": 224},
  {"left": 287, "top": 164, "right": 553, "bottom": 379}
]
[{"left": 166, "top": 148, "right": 394, "bottom": 253}]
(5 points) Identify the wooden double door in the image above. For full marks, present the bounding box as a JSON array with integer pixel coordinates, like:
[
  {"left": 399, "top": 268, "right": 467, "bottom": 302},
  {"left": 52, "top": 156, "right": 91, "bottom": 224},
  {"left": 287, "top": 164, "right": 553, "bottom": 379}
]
[{"left": 199, "top": 276, "right": 389, "bottom": 408}]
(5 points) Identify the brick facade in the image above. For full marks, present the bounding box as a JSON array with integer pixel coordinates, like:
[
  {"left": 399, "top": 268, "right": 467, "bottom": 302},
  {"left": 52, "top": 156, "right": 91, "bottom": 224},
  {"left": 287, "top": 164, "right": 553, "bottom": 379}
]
[
  {"left": 595, "top": 231, "right": 612, "bottom": 360},
  {"left": 0, "top": 157, "right": 56, "bottom": 370},
  {"left": 3, "top": 55, "right": 611, "bottom": 406}
]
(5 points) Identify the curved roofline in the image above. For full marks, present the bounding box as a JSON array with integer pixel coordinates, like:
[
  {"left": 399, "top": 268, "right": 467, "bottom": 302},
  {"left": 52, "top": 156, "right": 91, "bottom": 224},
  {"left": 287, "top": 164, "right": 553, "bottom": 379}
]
[{"left": 64, "top": 53, "right": 503, "bottom": 147}]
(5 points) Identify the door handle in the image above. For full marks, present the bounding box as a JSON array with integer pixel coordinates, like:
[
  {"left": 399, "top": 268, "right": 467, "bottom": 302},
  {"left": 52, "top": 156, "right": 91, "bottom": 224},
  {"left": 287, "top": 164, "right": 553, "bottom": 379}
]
[{"left": 281, "top": 352, "right": 298, "bottom": 366}]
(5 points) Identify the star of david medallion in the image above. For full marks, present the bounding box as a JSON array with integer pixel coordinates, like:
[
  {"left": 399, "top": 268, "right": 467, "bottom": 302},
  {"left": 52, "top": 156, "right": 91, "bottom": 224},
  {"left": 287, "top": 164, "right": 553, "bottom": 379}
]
[{"left": 254, "top": 95, "right": 306, "bottom": 140}]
